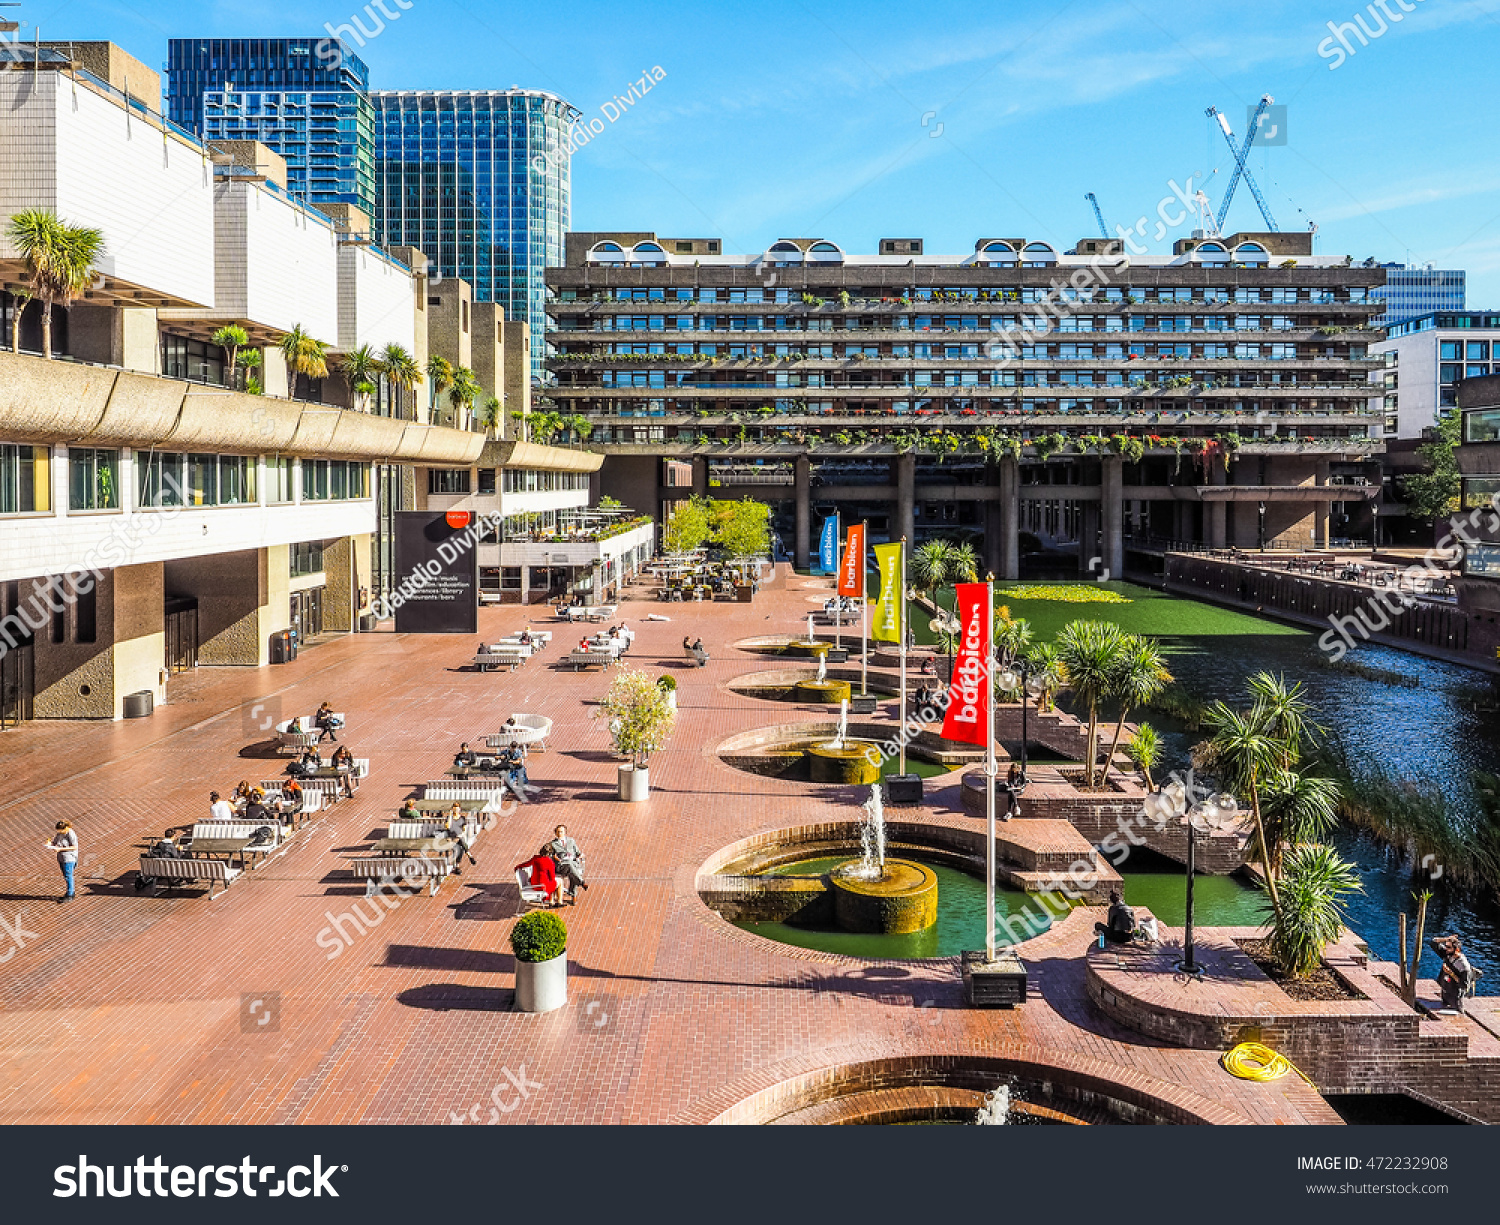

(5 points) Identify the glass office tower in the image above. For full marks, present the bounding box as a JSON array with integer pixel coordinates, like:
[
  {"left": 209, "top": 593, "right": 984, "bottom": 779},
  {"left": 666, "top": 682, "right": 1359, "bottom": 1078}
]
[
  {"left": 373, "top": 90, "right": 579, "bottom": 383},
  {"left": 1372, "top": 265, "right": 1466, "bottom": 329},
  {"left": 166, "top": 39, "right": 375, "bottom": 215}
]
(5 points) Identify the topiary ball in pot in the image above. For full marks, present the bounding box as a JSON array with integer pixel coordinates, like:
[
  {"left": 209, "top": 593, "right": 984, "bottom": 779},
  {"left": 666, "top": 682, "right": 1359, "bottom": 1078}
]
[
  {"left": 510, "top": 910, "right": 567, "bottom": 963},
  {"left": 656, "top": 674, "right": 678, "bottom": 692}
]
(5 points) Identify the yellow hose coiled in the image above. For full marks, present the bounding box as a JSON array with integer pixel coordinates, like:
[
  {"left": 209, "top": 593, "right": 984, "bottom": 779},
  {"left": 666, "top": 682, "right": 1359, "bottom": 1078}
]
[{"left": 1221, "top": 1042, "right": 1314, "bottom": 1085}]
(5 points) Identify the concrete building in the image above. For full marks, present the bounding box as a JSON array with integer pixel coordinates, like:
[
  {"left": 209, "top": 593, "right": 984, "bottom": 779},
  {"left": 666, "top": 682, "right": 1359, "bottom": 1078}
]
[
  {"left": 546, "top": 231, "right": 1386, "bottom": 577},
  {"left": 1371, "top": 263, "right": 1465, "bottom": 330},
  {"left": 1455, "top": 375, "right": 1500, "bottom": 662},
  {"left": 0, "top": 42, "right": 588, "bottom": 724},
  {"left": 1374, "top": 310, "right": 1500, "bottom": 440}
]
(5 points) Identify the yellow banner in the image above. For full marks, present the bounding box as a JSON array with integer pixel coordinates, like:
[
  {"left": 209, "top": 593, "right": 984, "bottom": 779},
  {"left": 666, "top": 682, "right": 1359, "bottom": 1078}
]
[{"left": 871, "top": 542, "right": 903, "bottom": 642}]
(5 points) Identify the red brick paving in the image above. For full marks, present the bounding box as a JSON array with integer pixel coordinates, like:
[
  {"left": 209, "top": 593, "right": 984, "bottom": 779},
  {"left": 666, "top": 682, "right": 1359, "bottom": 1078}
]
[{"left": 0, "top": 567, "right": 1336, "bottom": 1125}]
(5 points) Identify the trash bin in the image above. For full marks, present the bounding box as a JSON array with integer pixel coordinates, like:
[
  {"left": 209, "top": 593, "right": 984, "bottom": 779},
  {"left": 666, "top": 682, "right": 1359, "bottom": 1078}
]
[
  {"left": 122, "top": 690, "right": 154, "bottom": 719},
  {"left": 269, "top": 630, "right": 296, "bottom": 664},
  {"left": 359, "top": 613, "right": 376, "bottom": 633}
]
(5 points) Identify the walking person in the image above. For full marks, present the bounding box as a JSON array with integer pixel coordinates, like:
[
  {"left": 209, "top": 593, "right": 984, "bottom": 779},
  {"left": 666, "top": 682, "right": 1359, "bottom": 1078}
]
[{"left": 45, "top": 820, "right": 79, "bottom": 902}]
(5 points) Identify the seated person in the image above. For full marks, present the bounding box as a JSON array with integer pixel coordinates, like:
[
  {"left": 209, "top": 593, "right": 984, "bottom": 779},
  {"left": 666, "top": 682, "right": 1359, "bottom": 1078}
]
[
  {"left": 453, "top": 742, "right": 479, "bottom": 769},
  {"left": 1093, "top": 890, "right": 1136, "bottom": 945},
  {"left": 445, "top": 803, "right": 477, "bottom": 873},
  {"left": 231, "top": 780, "right": 253, "bottom": 809},
  {"left": 278, "top": 778, "right": 304, "bottom": 820},
  {"left": 547, "top": 825, "right": 587, "bottom": 902},
  {"left": 330, "top": 745, "right": 357, "bottom": 796},
  {"left": 518, "top": 629, "right": 532, "bottom": 646},
  {"left": 1431, "top": 935, "right": 1476, "bottom": 1013},
  {"left": 315, "top": 701, "right": 342, "bottom": 742},
  {"left": 289, "top": 747, "right": 322, "bottom": 778},
  {"left": 243, "top": 789, "right": 271, "bottom": 826},
  {"left": 285, "top": 717, "right": 303, "bottom": 735},
  {"left": 209, "top": 791, "right": 235, "bottom": 822},
  {"left": 514, "top": 850, "right": 560, "bottom": 906},
  {"left": 691, "top": 637, "right": 705, "bottom": 654},
  {"left": 397, "top": 798, "right": 423, "bottom": 822},
  {"left": 683, "top": 635, "right": 694, "bottom": 652}
]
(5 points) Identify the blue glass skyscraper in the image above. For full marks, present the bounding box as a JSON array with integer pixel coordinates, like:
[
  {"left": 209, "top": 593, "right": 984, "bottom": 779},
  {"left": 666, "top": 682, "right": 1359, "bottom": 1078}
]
[
  {"left": 372, "top": 90, "right": 579, "bottom": 383},
  {"left": 1372, "top": 264, "right": 1466, "bottom": 329},
  {"left": 166, "top": 38, "right": 375, "bottom": 215}
]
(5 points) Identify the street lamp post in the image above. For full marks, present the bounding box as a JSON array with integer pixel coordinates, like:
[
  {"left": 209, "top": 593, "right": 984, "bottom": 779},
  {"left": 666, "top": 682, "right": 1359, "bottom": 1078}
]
[
  {"left": 1257, "top": 500, "right": 1266, "bottom": 552},
  {"left": 995, "top": 657, "right": 1045, "bottom": 784},
  {"left": 1144, "top": 782, "right": 1238, "bottom": 977}
]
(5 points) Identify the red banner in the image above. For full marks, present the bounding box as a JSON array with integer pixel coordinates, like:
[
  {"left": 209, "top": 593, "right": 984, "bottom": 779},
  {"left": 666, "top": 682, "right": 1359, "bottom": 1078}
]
[
  {"left": 837, "top": 524, "right": 866, "bottom": 597},
  {"left": 940, "top": 582, "right": 991, "bottom": 747}
]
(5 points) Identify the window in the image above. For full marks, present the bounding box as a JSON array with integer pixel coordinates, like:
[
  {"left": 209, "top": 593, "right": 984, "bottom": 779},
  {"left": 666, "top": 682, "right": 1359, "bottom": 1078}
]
[
  {"left": 68, "top": 448, "right": 120, "bottom": 511},
  {"left": 1441, "top": 341, "right": 1462, "bottom": 361},
  {"left": 0, "top": 444, "right": 49, "bottom": 514},
  {"left": 290, "top": 540, "right": 325, "bottom": 577},
  {"left": 265, "top": 456, "right": 294, "bottom": 504},
  {"left": 478, "top": 468, "right": 497, "bottom": 494},
  {"left": 427, "top": 468, "right": 471, "bottom": 495},
  {"left": 1468, "top": 341, "right": 1490, "bottom": 360}
]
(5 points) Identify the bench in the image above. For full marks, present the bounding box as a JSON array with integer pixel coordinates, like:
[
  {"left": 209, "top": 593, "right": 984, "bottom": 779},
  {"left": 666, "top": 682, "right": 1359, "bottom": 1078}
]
[
  {"left": 274, "top": 717, "right": 320, "bottom": 754},
  {"left": 138, "top": 856, "right": 242, "bottom": 899},
  {"left": 472, "top": 649, "right": 528, "bottom": 673},
  {"left": 423, "top": 780, "right": 512, "bottom": 806},
  {"left": 684, "top": 645, "right": 710, "bottom": 667},
  {"left": 350, "top": 856, "right": 451, "bottom": 896},
  {"left": 486, "top": 714, "right": 552, "bottom": 752},
  {"left": 567, "top": 650, "right": 617, "bottom": 671}
]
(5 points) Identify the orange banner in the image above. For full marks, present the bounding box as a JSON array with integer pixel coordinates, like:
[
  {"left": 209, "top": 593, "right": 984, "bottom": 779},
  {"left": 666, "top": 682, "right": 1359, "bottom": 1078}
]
[{"left": 837, "top": 524, "right": 866, "bottom": 597}]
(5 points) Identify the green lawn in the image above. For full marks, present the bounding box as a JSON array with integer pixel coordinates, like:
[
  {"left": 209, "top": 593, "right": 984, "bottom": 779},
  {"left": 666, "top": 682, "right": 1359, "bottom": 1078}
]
[{"left": 912, "top": 581, "right": 1305, "bottom": 645}]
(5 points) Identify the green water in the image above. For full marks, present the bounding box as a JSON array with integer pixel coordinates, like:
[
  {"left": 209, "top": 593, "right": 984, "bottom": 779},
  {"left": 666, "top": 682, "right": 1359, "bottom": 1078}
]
[
  {"left": 1117, "top": 859, "right": 1267, "bottom": 928},
  {"left": 731, "top": 853, "right": 1265, "bottom": 959}
]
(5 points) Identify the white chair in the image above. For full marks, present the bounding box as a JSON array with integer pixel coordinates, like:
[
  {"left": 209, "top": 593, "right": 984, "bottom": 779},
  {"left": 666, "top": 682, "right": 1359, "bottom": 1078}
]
[{"left": 516, "top": 865, "right": 554, "bottom": 914}]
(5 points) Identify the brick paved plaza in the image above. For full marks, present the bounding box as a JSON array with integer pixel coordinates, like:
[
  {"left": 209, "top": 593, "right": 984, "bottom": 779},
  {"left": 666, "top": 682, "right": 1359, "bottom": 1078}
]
[{"left": 0, "top": 566, "right": 1351, "bottom": 1125}]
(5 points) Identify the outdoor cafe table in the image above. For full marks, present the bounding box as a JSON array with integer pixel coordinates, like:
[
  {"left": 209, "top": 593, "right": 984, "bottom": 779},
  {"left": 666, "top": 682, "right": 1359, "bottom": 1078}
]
[
  {"left": 189, "top": 837, "right": 257, "bottom": 871},
  {"left": 372, "top": 836, "right": 453, "bottom": 856},
  {"left": 412, "top": 797, "right": 498, "bottom": 813}
]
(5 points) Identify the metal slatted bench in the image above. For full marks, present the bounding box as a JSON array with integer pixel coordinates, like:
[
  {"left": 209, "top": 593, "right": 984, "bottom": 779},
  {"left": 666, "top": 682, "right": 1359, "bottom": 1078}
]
[{"left": 137, "top": 856, "right": 242, "bottom": 898}]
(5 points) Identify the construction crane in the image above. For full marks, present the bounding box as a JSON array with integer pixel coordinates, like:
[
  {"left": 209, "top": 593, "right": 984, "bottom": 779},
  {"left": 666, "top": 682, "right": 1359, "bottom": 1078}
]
[
  {"left": 1084, "top": 192, "right": 1109, "bottom": 239},
  {"left": 1205, "top": 96, "right": 1279, "bottom": 233}
]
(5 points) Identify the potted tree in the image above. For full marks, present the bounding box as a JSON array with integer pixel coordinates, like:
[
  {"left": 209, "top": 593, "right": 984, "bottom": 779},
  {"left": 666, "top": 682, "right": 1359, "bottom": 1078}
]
[
  {"left": 511, "top": 910, "right": 567, "bottom": 1014},
  {"left": 597, "top": 666, "right": 676, "bottom": 802},
  {"left": 657, "top": 674, "right": 678, "bottom": 711}
]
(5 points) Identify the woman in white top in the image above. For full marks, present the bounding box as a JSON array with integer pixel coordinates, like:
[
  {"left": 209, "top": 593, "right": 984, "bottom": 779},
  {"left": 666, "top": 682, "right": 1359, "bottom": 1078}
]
[{"left": 45, "top": 820, "right": 79, "bottom": 901}]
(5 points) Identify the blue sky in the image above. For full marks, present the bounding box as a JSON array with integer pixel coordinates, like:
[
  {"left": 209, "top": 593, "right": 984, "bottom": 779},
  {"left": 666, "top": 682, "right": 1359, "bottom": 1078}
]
[{"left": 21, "top": 0, "right": 1500, "bottom": 301}]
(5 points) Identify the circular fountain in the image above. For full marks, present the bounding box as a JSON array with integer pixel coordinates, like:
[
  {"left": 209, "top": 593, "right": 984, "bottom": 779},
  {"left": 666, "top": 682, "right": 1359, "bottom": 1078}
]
[
  {"left": 806, "top": 699, "right": 882, "bottom": 784},
  {"left": 826, "top": 788, "right": 938, "bottom": 934},
  {"left": 786, "top": 612, "right": 832, "bottom": 658},
  {"left": 792, "top": 652, "right": 852, "bottom": 705}
]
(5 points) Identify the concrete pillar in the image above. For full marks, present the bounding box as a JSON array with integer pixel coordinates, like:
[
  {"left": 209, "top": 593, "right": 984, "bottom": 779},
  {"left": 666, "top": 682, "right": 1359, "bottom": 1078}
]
[
  {"left": 999, "top": 457, "right": 1020, "bottom": 580},
  {"left": 895, "top": 452, "right": 916, "bottom": 546},
  {"left": 691, "top": 455, "right": 708, "bottom": 498},
  {"left": 1101, "top": 456, "right": 1124, "bottom": 579},
  {"left": 1078, "top": 500, "right": 1100, "bottom": 572},
  {"left": 1313, "top": 460, "right": 1331, "bottom": 549},
  {"left": 1207, "top": 463, "right": 1227, "bottom": 549},
  {"left": 261, "top": 345, "right": 291, "bottom": 399},
  {"left": 321, "top": 535, "right": 371, "bottom": 633},
  {"left": 794, "top": 453, "right": 811, "bottom": 570}
]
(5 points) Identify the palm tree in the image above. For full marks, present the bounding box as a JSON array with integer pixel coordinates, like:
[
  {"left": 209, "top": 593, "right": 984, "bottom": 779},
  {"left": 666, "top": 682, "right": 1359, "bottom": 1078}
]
[
  {"left": 210, "top": 325, "right": 249, "bottom": 389},
  {"left": 910, "top": 539, "right": 954, "bottom": 598},
  {"left": 337, "top": 344, "right": 381, "bottom": 412},
  {"left": 446, "top": 365, "right": 481, "bottom": 428},
  {"left": 1024, "top": 641, "right": 1064, "bottom": 713},
  {"left": 279, "top": 324, "right": 329, "bottom": 396},
  {"left": 1260, "top": 769, "right": 1341, "bottom": 876},
  {"left": 426, "top": 354, "right": 455, "bottom": 418},
  {"left": 994, "top": 605, "right": 1034, "bottom": 669},
  {"left": 947, "top": 540, "right": 979, "bottom": 585},
  {"left": 1247, "top": 672, "right": 1322, "bottom": 770},
  {"left": 6, "top": 209, "right": 105, "bottom": 358},
  {"left": 1102, "top": 635, "right": 1172, "bottom": 782},
  {"left": 238, "top": 349, "right": 263, "bottom": 395},
  {"left": 1266, "top": 843, "right": 1362, "bottom": 979},
  {"left": 9, "top": 287, "right": 31, "bottom": 354},
  {"left": 1203, "top": 702, "right": 1283, "bottom": 918},
  {"left": 479, "top": 396, "right": 502, "bottom": 438},
  {"left": 378, "top": 343, "right": 420, "bottom": 419},
  {"left": 1055, "top": 619, "right": 1129, "bottom": 787},
  {"left": 1125, "top": 722, "right": 1161, "bottom": 790}
]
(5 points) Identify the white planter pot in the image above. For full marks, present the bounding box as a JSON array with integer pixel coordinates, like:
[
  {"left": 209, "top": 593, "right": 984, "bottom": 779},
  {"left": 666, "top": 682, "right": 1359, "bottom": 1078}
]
[
  {"left": 664, "top": 689, "right": 678, "bottom": 711},
  {"left": 618, "top": 763, "right": 650, "bottom": 802},
  {"left": 515, "top": 951, "right": 568, "bottom": 1013}
]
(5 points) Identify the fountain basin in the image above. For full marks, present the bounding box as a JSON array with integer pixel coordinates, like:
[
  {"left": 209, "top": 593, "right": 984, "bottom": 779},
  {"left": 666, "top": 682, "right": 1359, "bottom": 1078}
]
[
  {"left": 808, "top": 740, "right": 882, "bottom": 784},
  {"left": 785, "top": 639, "right": 832, "bottom": 658},
  {"left": 831, "top": 859, "right": 937, "bottom": 934},
  {"left": 792, "top": 678, "right": 852, "bottom": 704}
]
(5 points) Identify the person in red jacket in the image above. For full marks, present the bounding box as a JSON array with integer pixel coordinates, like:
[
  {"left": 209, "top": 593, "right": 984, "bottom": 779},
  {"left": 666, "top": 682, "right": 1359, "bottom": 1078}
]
[{"left": 515, "top": 851, "right": 560, "bottom": 906}]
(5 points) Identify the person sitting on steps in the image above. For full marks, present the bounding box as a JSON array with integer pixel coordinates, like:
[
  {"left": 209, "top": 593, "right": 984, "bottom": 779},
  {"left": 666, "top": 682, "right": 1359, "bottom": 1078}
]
[{"left": 1093, "top": 890, "right": 1135, "bottom": 946}]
